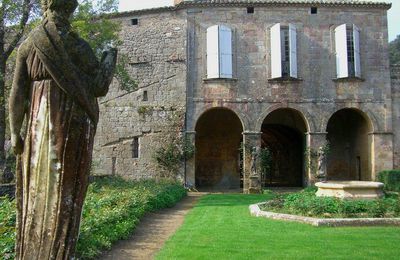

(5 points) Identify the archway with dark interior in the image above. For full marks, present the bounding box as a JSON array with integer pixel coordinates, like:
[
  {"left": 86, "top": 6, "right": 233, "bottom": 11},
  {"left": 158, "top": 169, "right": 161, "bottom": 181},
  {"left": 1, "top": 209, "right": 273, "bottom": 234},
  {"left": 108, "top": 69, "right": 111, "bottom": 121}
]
[
  {"left": 261, "top": 108, "right": 308, "bottom": 187},
  {"left": 326, "top": 108, "right": 372, "bottom": 181},
  {"left": 195, "top": 108, "right": 243, "bottom": 190}
]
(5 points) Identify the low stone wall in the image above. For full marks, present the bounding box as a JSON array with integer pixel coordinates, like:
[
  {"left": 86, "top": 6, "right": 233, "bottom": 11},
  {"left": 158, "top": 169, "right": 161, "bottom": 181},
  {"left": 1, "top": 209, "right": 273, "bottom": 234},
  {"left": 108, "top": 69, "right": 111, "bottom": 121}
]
[
  {"left": 249, "top": 203, "right": 400, "bottom": 227},
  {"left": 0, "top": 184, "right": 16, "bottom": 199}
]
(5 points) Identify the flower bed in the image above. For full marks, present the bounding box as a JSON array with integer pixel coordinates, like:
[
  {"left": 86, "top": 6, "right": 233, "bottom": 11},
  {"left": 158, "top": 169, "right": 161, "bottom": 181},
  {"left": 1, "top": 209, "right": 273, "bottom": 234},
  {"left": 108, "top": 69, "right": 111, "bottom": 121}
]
[
  {"left": 0, "top": 177, "right": 187, "bottom": 259},
  {"left": 260, "top": 188, "right": 400, "bottom": 219}
]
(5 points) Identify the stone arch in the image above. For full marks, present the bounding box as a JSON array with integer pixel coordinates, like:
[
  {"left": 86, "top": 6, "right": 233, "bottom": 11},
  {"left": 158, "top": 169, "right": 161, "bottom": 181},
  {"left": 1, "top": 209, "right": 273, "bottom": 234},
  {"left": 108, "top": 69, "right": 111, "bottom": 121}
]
[
  {"left": 256, "top": 104, "right": 313, "bottom": 133},
  {"left": 194, "top": 107, "right": 244, "bottom": 190},
  {"left": 326, "top": 108, "right": 373, "bottom": 181},
  {"left": 322, "top": 106, "right": 377, "bottom": 133},
  {"left": 192, "top": 105, "right": 250, "bottom": 132}
]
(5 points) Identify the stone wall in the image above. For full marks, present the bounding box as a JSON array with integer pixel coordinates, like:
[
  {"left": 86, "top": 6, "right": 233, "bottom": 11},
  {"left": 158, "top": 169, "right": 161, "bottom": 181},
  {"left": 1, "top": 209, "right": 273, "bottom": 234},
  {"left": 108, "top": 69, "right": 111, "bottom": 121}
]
[
  {"left": 92, "top": 10, "right": 187, "bottom": 179},
  {"left": 391, "top": 64, "right": 400, "bottom": 168},
  {"left": 93, "top": 4, "right": 395, "bottom": 188},
  {"left": 185, "top": 5, "right": 393, "bottom": 186}
]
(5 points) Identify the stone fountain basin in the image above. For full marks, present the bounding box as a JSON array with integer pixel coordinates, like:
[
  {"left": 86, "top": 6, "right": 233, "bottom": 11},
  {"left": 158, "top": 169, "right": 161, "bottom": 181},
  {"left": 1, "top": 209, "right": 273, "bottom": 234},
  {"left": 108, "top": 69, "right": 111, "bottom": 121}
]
[{"left": 315, "top": 181, "right": 384, "bottom": 200}]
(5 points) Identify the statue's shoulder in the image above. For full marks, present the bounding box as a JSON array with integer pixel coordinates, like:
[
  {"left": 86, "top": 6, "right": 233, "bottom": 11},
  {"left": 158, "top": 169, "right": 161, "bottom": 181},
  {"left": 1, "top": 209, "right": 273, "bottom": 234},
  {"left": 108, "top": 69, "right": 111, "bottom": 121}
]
[
  {"left": 17, "top": 31, "right": 37, "bottom": 57},
  {"left": 20, "top": 26, "right": 43, "bottom": 51},
  {"left": 26, "top": 26, "right": 44, "bottom": 42}
]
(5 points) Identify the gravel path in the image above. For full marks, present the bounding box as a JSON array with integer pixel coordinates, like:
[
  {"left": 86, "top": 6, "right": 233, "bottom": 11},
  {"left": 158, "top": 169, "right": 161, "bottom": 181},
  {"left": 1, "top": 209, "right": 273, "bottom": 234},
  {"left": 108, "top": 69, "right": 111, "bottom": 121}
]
[{"left": 98, "top": 193, "right": 203, "bottom": 260}]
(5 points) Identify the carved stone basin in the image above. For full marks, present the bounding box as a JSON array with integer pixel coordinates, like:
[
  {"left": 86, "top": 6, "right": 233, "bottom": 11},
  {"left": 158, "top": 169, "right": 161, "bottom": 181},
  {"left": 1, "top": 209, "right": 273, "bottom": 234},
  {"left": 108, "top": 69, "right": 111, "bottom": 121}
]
[{"left": 315, "top": 181, "right": 384, "bottom": 200}]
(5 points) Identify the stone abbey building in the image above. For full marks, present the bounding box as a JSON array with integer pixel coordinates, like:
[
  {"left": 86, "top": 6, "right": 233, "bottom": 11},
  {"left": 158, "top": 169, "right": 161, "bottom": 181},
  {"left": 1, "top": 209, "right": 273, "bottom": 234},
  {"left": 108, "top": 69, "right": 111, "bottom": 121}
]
[{"left": 93, "top": 0, "right": 399, "bottom": 193}]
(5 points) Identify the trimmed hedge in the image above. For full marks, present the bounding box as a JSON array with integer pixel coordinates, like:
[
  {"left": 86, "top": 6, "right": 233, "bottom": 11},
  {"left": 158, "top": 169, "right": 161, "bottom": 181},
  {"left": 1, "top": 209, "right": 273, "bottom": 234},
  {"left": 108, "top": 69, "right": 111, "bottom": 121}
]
[
  {"left": 378, "top": 170, "right": 400, "bottom": 192},
  {"left": 0, "top": 177, "right": 187, "bottom": 260}
]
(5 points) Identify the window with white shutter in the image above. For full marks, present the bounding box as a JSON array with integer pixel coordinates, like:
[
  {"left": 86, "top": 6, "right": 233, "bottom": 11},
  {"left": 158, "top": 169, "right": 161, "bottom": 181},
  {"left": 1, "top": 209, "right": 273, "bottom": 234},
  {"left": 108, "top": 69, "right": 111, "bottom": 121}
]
[
  {"left": 207, "top": 25, "right": 220, "bottom": 78},
  {"left": 289, "top": 24, "right": 298, "bottom": 78},
  {"left": 335, "top": 24, "right": 348, "bottom": 78},
  {"left": 353, "top": 25, "right": 361, "bottom": 78},
  {"left": 270, "top": 23, "right": 298, "bottom": 79},
  {"left": 271, "top": 23, "right": 282, "bottom": 78},
  {"left": 335, "top": 24, "right": 361, "bottom": 78},
  {"left": 206, "top": 25, "right": 233, "bottom": 79}
]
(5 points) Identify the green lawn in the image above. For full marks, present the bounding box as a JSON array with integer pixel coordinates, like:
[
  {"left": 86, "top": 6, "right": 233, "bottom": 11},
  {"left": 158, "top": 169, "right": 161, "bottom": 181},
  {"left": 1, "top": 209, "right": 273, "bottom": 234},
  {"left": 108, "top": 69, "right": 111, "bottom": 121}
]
[{"left": 156, "top": 194, "right": 400, "bottom": 260}]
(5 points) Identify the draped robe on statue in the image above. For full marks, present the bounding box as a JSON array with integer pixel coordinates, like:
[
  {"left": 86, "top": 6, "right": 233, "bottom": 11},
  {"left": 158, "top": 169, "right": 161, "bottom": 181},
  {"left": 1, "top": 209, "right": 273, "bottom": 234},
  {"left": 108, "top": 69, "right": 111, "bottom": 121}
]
[{"left": 13, "top": 19, "right": 109, "bottom": 259}]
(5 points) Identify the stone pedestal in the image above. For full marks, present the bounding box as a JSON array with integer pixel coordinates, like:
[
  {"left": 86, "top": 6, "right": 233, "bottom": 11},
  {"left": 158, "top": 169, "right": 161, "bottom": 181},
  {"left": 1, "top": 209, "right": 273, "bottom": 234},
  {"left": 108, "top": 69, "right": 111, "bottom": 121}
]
[
  {"left": 248, "top": 175, "right": 262, "bottom": 194},
  {"left": 315, "top": 181, "right": 384, "bottom": 200}
]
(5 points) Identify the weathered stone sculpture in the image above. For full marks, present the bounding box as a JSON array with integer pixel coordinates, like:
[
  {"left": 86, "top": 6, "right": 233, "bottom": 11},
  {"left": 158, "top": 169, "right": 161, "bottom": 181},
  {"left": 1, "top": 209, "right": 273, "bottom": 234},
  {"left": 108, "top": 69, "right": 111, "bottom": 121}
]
[
  {"left": 9, "top": 0, "right": 117, "bottom": 259},
  {"left": 249, "top": 147, "right": 261, "bottom": 193},
  {"left": 250, "top": 147, "right": 259, "bottom": 176},
  {"left": 317, "top": 146, "right": 327, "bottom": 182}
]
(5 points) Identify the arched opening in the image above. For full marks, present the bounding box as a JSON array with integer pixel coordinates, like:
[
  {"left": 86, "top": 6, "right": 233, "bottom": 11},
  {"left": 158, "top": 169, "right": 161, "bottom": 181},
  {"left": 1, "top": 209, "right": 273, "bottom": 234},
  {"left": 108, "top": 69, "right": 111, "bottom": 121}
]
[
  {"left": 326, "top": 108, "right": 372, "bottom": 181},
  {"left": 261, "top": 108, "right": 308, "bottom": 187},
  {"left": 195, "top": 108, "right": 243, "bottom": 190}
]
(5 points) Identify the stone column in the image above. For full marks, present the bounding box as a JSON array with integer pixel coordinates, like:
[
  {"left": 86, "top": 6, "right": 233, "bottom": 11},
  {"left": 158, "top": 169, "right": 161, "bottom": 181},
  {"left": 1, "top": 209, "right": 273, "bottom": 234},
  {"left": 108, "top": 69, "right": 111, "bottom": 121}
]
[
  {"left": 370, "top": 132, "right": 394, "bottom": 180},
  {"left": 243, "top": 131, "right": 262, "bottom": 194},
  {"left": 307, "top": 132, "right": 328, "bottom": 186},
  {"left": 185, "top": 131, "right": 196, "bottom": 187}
]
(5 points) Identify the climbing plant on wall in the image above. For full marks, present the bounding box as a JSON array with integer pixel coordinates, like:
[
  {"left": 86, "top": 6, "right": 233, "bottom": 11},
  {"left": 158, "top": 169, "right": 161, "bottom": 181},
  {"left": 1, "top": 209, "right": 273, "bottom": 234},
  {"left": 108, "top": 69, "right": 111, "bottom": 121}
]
[
  {"left": 260, "top": 147, "right": 273, "bottom": 186},
  {"left": 153, "top": 108, "right": 194, "bottom": 178}
]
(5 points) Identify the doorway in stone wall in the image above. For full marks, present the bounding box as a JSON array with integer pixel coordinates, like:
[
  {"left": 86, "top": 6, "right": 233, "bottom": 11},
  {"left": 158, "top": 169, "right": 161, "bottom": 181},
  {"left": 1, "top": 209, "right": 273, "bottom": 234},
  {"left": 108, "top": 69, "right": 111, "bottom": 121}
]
[
  {"left": 261, "top": 108, "right": 308, "bottom": 187},
  {"left": 326, "top": 108, "right": 372, "bottom": 181},
  {"left": 195, "top": 108, "right": 243, "bottom": 191}
]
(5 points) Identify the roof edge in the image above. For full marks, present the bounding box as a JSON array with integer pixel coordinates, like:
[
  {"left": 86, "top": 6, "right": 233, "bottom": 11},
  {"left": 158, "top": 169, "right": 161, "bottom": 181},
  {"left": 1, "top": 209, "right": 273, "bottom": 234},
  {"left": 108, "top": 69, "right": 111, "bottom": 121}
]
[{"left": 107, "top": 1, "right": 391, "bottom": 19}]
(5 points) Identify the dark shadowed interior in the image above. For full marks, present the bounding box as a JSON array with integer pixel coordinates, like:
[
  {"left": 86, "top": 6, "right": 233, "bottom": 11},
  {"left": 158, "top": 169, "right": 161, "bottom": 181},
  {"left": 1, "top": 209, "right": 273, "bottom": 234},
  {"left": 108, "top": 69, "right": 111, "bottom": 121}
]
[
  {"left": 327, "top": 108, "right": 372, "bottom": 181},
  {"left": 261, "top": 109, "right": 307, "bottom": 187},
  {"left": 195, "top": 108, "right": 243, "bottom": 190}
]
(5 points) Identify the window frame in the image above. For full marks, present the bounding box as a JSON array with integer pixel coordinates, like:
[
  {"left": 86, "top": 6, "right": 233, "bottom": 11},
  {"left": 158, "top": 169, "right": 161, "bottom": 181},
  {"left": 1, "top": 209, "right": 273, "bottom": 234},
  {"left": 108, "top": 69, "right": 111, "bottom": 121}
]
[
  {"left": 206, "top": 25, "right": 233, "bottom": 79},
  {"left": 270, "top": 23, "right": 298, "bottom": 80},
  {"left": 334, "top": 23, "right": 362, "bottom": 79}
]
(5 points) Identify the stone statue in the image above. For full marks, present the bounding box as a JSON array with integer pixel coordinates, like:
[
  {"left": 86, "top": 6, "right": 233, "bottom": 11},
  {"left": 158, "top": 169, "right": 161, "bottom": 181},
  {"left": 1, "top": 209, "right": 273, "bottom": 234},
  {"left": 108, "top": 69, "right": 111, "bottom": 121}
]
[
  {"left": 250, "top": 147, "right": 259, "bottom": 177},
  {"left": 317, "top": 146, "right": 327, "bottom": 181},
  {"left": 9, "top": 0, "right": 117, "bottom": 259}
]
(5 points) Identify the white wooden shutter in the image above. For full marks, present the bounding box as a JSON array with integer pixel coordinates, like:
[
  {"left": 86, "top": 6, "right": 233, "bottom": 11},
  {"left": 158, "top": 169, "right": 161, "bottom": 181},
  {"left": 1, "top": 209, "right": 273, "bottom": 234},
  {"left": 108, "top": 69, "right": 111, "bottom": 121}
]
[
  {"left": 207, "top": 25, "right": 220, "bottom": 78},
  {"left": 271, "top": 23, "right": 282, "bottom": 78},
  {"left": 335, "top": 24, "right": 348, "bottom": 78},
  {"left": 289, "top": 24, "right": 298, "bottom": 78},
  {"left": 353, "top": 24, "right": 361, "bottom": 78},
  {"left": 219, "top": 25, "right": 233, "bottom": 78}
]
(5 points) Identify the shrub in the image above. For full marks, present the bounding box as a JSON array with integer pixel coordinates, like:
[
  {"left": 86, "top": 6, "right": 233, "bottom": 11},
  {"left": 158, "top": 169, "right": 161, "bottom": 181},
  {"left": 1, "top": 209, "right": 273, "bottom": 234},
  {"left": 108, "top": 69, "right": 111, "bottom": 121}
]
[
  {"left": 263, "top": 188, "right": 400, "bottom": 219},
  {"left": 0, "top": 177, "right": 187, "bottom": 260},
  {"left": 378, "top": 170, "right": 400, "bottom": 192},
  {"left": 0, "top": 197, "right": 16, "bottom": 260},
  {"left": 284, "top": 191, "right": 339, "bottom": 216}
]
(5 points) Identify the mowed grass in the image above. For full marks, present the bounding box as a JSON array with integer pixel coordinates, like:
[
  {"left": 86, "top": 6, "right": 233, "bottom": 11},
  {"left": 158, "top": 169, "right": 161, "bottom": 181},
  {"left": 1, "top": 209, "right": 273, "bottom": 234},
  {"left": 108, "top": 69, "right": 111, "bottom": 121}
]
[{"left": 156, "top": 194, "right": 400, "bottom": 260}]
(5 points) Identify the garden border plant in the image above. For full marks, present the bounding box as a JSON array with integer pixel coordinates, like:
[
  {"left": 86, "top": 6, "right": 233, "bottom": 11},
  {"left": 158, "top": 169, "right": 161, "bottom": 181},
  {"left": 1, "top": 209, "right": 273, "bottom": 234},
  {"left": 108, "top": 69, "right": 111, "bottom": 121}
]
[
  {"left": 378, "top": 170, "right": 400, "bottom": 192},
  {"left": 251, "top": 188, "right": 400, "bottom": 227},
  {"left": 0, "top": 176, "right": 187, "bottom": 260}
]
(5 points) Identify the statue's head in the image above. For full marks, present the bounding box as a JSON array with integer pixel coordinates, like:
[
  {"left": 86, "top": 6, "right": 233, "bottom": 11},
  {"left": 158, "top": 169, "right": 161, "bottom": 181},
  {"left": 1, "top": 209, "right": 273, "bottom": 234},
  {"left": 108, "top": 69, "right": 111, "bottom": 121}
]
[{"left": 41, "top": 0, "right": 78, "bottom": 18}]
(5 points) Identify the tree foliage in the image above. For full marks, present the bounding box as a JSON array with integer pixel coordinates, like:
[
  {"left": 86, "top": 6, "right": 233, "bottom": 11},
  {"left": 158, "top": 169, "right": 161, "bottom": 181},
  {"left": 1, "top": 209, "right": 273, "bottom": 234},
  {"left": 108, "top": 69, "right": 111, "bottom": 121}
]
[
  {"left": 0, "top": 0, "right": 41, "bottom": 167},
  {"left": 73, "top": 0, "right": 137, "bottom": 92},
  {"left": 1, "top": 0, "right": 136, "bottom": 178},
  {"left": 389, "top": 35, "right": 400, "bottom": 65},
  {"left": 73, "top": 0, "right": 120, "bottom": 57}
]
